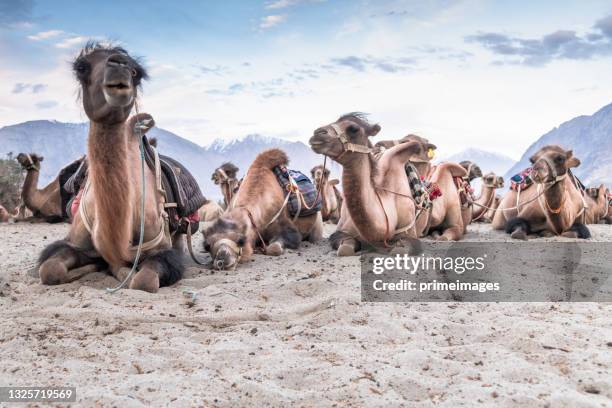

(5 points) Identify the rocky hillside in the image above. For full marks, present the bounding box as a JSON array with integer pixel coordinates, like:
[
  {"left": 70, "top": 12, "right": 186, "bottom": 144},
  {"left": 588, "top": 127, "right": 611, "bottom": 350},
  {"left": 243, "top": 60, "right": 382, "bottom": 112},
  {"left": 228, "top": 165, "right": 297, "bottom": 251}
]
[{"left": 504, "top": 102, "right": 612, "bottom": 187}]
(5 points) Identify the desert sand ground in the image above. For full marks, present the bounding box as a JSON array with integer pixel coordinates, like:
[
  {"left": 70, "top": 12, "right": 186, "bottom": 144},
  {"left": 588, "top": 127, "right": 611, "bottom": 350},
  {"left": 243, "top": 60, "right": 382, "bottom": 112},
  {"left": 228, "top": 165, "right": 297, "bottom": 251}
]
[{"left": 1, "top": 222, "right": 611, "bottom": 407}]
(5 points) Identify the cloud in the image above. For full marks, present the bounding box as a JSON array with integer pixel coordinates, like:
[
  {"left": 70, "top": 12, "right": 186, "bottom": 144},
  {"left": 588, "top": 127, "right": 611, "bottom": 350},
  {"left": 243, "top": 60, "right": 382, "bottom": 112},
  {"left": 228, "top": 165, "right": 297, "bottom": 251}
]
[
  {"left": 466, "top": 14, "right": 612, "bottom": 66},
  {"left": 0, "top": 0, "right": 33, "bottom": 28},
  {"left": 206, "top": 78, "right": 293, "bottom": 98},
  {"left": 259, "top": 14, "right": 287, "bottom": 30},
  {"left": 265, "top": 0, "right": 323, "bottom": 10},
  {"left": 27, "top": 30, "right": 64, "bottom": 41},
  {"left": 12, "top": 82, "right": 47, "bottom": 94},
  {"left": 35, "top": 100, "right": 58, "bottom": 109},
  {"left": 198, "top": 64, "right": 230, "bottom": 75},
  {"left": 55, "top": 36, "right": 88, "bottom": 49},
  {"left": 329, "top": 55, "right": 416, "bottom": 73}
]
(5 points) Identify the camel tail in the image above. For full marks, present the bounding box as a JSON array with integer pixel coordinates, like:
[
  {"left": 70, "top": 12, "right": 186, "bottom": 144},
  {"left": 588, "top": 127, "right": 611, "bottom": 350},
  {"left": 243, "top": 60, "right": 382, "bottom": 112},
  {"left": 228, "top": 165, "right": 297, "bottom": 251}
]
[{"left": 252, "top": 149, "right": 288, "bottom": 170}]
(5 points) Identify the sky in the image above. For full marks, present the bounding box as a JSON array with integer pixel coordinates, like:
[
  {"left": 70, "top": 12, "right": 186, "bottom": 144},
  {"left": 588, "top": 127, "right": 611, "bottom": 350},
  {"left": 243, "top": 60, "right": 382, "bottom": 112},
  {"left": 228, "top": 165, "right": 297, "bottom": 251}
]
[{"left": 1, "top": 0, "right": 611, "bottom": 159}]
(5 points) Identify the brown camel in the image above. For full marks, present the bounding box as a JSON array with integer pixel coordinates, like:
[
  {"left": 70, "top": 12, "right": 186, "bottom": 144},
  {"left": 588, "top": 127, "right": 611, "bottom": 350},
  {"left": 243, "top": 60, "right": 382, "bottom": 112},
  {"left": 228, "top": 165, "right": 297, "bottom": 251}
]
[
  {"left": 15, "top": 153, "right": 63, "bottom": 222},
  {"left": 376, "top": 133, "right": 468, "bottom": 241},
  {"left": 198, "top": 200, "right": 224, "bottom": 229},
  {"left": 492, "top": 145, "right": 590, "bottom": 239},
  {"left": 0, "top": 205, "right": 9, "bottom": 223},
  {"left": 212, "top": 162, "right": 240, "bottom": 208},
  {"left": 584, "top": 185, "right": 608, "bottom": 224},
  {"left": 203, "top": 149, "right": 323, "bottom": 270},
  {"left": 310, "top": 165, "right": 342, "bottom": 223},
  {"left": 607, "top": 189, "right": 612, "bottom": 224},
  {"left": 37, "top": 42, "right": 186, "bottom": 292},
  {"left": 472, "top": 172, "right": 504, "bottom": 222}
]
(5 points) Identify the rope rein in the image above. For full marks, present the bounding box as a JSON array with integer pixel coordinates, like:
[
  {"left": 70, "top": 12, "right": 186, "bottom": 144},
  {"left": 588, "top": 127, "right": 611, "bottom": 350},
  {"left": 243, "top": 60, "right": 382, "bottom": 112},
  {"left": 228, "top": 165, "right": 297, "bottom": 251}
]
[{"left": 106, "top": 102, "right": 147, "bottom": 294}]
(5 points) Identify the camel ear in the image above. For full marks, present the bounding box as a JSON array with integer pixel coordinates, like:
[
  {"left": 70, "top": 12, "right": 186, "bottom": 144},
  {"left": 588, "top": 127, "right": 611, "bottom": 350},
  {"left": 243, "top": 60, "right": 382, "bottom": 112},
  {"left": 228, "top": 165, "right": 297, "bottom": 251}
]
[
  {"left": 37, "top": 155, "right": 44, "bottom": 162},
  {"left": 529, "top": 154, "right": 538, "bottom": 164},
  {"left": 565, "top": 151, "right": 580, "bottom": 168},
  {"left": 329, "top": 179, "right": 340, "bottom": 186},
  {"left": 368, "top": 124, "right": 381, "bottom": 137}
]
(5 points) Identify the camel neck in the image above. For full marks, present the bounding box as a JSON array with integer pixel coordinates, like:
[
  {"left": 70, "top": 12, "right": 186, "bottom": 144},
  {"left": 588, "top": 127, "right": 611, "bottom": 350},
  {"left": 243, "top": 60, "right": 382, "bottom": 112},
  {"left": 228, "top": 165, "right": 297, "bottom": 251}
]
[
  {"left": 473, "top": 185, "right": 495, "bottom": 219},
  {"left": 341, "top": 154, "right": 386, "bottom": 242},
  {"left": 86, "top": 120, "right": 133, "bottom": 265},
  {"left": 21, "top": 167, "right": 41, "bottom": 209},
  {"left": 543, "top": 180, "right": 568, "bottom": 233}
]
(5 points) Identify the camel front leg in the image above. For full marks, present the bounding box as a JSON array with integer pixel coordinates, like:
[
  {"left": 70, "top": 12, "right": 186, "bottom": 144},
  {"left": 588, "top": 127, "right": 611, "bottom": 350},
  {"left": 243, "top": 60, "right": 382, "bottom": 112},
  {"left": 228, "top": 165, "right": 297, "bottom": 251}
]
[
  {"left": 113, "top": 249, "right": 184, "bottom": 293},
  {"left": 438, "top": 204, "right": 464, "bottom": 241},
  {"left": 38, "top": 241, "right": 101, "bottom": 285},
  {"left": 264, "top": 219, "right": 301, "bottom": 256}
]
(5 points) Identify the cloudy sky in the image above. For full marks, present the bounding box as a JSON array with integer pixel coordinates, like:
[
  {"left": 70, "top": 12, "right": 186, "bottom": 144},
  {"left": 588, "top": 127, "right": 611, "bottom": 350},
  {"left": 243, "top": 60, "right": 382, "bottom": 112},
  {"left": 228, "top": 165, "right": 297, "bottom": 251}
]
[{"left": 1, "top": 0, "right": 611, "bottom": 159}]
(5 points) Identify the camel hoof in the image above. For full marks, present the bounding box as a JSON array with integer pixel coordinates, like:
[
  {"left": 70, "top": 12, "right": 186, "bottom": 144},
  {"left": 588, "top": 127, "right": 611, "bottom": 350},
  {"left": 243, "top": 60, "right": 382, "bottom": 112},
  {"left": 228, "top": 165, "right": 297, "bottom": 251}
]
[
  {"left": 510, "top": 230, "right": 528, "bottom": 240},
  {"left": 435, "top": 235, "right": 449, "bottom": 242},
  {"left": 266, "top": 242, "right": 284, "bottom": 256},
  {"left": 129, "top": 267, "right": 160, "bottom": 293},
  {"left": 337, "top": 244, "right": 356, "bottom": 257},
  {"left": 561, "top": 231, "right": 578, "bottom": 239},
  {"left": 39, "top": 260, "right": 67, "bottom": 285},
  {"left": 540, "top": 231, "right": 555, "bottom": 238}
]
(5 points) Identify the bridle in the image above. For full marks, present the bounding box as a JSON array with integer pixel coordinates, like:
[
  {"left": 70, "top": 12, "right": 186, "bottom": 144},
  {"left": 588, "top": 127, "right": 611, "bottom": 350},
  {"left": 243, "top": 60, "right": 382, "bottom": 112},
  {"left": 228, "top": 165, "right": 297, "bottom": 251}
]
[
  {"left": 327, "top": 123, "right": 373, "bottom": 160},
  {"left": 211, "top": 238, "right": 243, "bottom": 271}
]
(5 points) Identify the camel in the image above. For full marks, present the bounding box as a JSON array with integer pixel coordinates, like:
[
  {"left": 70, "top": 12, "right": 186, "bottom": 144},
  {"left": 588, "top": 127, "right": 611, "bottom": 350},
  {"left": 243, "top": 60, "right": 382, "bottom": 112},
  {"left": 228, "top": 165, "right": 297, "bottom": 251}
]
[
  {"left": 212, "top": 162, "right": 240, "bottom": 208},
  {"left": 310, "top": 165, "right": 342, "bottom": 223},
  {"left": 198, "top": 200, "right": 224, "bottom": 230},
  {"left": 13, "top": 204, "right": 33, "bottom": 220},
  {"left": 0, "top": 205, "right": 9, "bottom": 223},
  {"left": 607, "top": 190, "right": 612, "bottom": 224},
  {"left": 37, "top": 42, "right": 191, "bottom": 292},
  {"left": 203, "top": 149, "right": 323, "bottom": 270},
  {"left": 15, "top": 153, "right": 64, "bottom": 222},
  {"left": 584, "top": 185, "right": 608, "bottom": 224},
  {"left": 472, "top": 172, "right": 504, "bottom": 222},
  {"left": 492, "top": 145, "right": 590, "bottom": 239},
  {"left": 376, "top": 133, "right": 468, "bottom": 241},
  {"left": 309, "top": 114, "right": 467, "bottom": 257}
]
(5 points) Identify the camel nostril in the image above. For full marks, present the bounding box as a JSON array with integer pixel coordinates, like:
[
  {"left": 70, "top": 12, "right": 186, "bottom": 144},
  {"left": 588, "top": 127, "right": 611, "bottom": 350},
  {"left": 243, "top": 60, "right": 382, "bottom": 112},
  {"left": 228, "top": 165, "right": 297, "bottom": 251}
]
[
  {"left": 107, "top": 54, "right": 130, "bottom": 67},
  {"left": 214, "top": 259, "right": 225, "bottom": 270}
]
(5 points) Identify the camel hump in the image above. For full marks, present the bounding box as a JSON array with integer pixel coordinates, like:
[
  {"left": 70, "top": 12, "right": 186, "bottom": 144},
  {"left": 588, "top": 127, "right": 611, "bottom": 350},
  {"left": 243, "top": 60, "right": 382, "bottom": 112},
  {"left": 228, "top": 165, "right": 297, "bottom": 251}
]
[
  {"left": 252, "top": 148, "right": 289, "bottom": 170},
  {"left": 435, "top": 162, "right": 468, "bottom": 178}
]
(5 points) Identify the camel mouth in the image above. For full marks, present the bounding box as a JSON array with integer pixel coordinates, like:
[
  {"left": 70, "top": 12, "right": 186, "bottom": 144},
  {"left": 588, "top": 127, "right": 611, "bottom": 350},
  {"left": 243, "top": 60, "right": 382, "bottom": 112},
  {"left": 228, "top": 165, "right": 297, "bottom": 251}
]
[
  {"left": 104, "top": 81, "right": 132, "bottom": 92},
  {"left": 103, "top": 81, "right": 134, "bottom": 107}
]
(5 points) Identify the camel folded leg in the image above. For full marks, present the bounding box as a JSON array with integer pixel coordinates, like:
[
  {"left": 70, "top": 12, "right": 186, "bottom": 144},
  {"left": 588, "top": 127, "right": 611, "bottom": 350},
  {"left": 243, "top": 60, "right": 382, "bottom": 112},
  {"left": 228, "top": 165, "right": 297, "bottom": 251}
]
[
  {"left": 112, "top": 249, "right": 185, "bottom": 293},
  {"left": 38, "top": 240, "right": 102, "bottom": 285},
  {"left": 265, "top": 219, "right": 302, "bottom": 257}
]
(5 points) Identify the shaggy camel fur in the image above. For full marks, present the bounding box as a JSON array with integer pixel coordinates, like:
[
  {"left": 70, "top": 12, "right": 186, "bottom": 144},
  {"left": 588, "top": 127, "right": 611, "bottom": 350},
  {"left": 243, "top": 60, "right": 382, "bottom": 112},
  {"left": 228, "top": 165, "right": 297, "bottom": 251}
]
[
  {"left": 310, "top": 114, "right": 465, "bottom": 256},
  {"left": 472, "top": 172, "right": 504, "bottom": 222},
  {"left": 492, "top": 145, "right": 589, "bottom": 240},
  {"left": 584, "top": 185, "right": 608, "bottom": 224},
  {"left": 38, "top": 43, "right": 184, "bottom": 292},
  {"left": 607, "top": 190, "right": 612, "bottom": 224},
  {"left": 0, "top": 205, "right": 9, "bottom": 223},
  {"left": 203, "top": 149, "right": 323, "bottom": 270},
  {"left": 376, "top": 134, "right": 468, "bottom": 241},
  {"left": 310, "top": 165, "right": 342, "bottom": 223},
  {"left": 212, "top": 162, "right": 240, "bottom": 208},
  {"left": 15, "top": 153, "right": 63, "bottom": 222}
]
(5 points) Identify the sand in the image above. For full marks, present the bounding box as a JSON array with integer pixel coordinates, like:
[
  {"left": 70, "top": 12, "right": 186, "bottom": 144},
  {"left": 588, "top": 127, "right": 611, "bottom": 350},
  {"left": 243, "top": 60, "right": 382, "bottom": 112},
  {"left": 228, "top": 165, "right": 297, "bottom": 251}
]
[{"left": 0, "top": 222, "right": 611, "bottom": 407}]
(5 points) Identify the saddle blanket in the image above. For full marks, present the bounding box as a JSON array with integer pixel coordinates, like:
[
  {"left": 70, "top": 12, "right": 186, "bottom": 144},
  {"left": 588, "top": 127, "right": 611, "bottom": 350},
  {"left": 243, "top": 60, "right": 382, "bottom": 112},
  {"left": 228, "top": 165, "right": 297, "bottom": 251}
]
[
  {"left": 510, "top": 167, "right": 534, "bottom": 191},
  {"left": 273, "top": 166, "right": 322, "bottom": 217}
]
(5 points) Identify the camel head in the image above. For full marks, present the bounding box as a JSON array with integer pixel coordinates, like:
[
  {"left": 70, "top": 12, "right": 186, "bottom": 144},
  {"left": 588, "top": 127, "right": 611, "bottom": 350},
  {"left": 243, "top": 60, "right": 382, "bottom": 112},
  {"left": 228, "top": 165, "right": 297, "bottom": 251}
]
[
  {"left": 459, "top": 161, "right": 483, "bottom": 182},
  {"left": 72, "top": 42, "right": 148, "bottom": 124},
  {"left": 529, "top": 145, "right": 580, "bottom": 184},
  {"left": 16, "top": 153, "right": 43, "bottom": 171},
  {"left": 482, "top": 172, "right": 504, "bottom": 188},
  {"left": 212, "top": 162, "right": 239, "bottom": 185},
  {"left": 202, "top": 214, "right": 248, "bottom": 270},
  {"left": 309, "top": 112, "right": 380, "bottom": 163},
  {"left": 399, "top": 134, "right": 437, "bottom": 163},
  {"left": 310, "top": 165, "right": 331, "bottom": 187}
]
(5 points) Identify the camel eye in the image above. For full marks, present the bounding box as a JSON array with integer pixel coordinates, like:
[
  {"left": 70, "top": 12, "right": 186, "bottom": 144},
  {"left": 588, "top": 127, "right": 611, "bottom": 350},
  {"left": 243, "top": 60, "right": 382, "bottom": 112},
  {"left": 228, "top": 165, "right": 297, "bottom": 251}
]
[
  {"left": 74, "top": 60, "right": 90, "bottom": 78},
  {"left": 346, "top": 125, "right": 360, "bottom": 136},
  {"left": 554, "top": 156, "right": 565, "bottom": 164},
  {"left": 204, "top": 243, "right": 211, "bottom": 252},
  {"left": 237, "top": 236, "right": 246, "bottom": 247}
]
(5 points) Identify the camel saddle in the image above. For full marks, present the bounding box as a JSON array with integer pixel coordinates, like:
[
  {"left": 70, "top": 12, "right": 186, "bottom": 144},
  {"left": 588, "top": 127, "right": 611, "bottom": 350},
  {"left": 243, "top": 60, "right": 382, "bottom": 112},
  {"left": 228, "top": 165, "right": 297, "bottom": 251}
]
[
  {"left": 60, "top": 156, "right": 88, "bottom": 220},
  {"left": 510, "top": 167, "right": 586, "bottom": 193},
  {"left": 142, "top": 136, "right": 206, "bottom": 234},
  {"left": 405, "top": 162, "right": 442, "bottom": 209},
  {"left": 272, "top": 166, "right": 322, "bottom": 217}
]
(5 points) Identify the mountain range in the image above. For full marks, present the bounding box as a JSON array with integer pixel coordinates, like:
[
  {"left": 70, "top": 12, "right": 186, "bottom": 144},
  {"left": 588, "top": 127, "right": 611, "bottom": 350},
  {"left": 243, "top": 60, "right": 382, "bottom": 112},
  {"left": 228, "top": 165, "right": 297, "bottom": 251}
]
[
  {"left": 1, "top": 102, "right": 610, "bottom": 202},
  {"left": 0, "top": 121, "right": 327, "bottom": 200},
  {"left": 504, "top": 102, "right": 612, "bottom": 187}
]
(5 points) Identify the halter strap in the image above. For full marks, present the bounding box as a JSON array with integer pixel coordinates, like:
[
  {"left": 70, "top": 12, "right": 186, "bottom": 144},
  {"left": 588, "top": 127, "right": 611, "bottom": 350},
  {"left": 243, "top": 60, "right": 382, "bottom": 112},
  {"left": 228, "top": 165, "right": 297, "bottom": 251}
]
[
  {"left": 329, "top": 123, "right": 372, "bottom": 155},
  {"left": 535, "top": 156, "right": 567, "bottom": 185}
]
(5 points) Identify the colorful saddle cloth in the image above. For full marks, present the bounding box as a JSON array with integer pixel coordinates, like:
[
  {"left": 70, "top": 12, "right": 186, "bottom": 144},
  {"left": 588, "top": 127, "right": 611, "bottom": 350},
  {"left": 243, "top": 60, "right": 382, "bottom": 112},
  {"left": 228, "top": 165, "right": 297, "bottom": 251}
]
[
  {"left": 405, "top": 162, "right": 442, "bottom": 208},
  {"left": 454, "top": 177, "right": 475, "bottom": 207},
  {"left": 273, "top": 166, "right": 322, "bottom": 217},
  {"left": 510, "top": 167, "right": 534, "bottom": 191}
]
